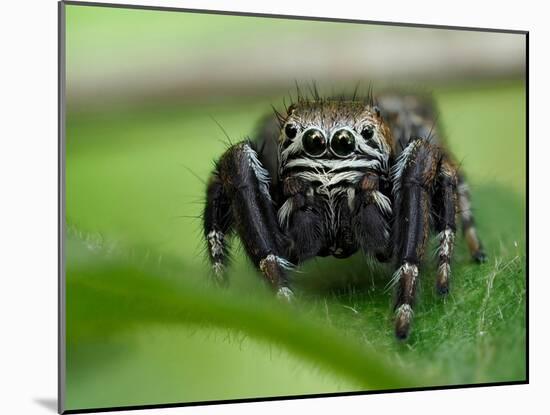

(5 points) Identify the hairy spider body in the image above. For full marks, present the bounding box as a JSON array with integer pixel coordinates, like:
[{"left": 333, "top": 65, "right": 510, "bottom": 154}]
[{"left": 203, "top": 91, "right": 485, "bottom": 339}]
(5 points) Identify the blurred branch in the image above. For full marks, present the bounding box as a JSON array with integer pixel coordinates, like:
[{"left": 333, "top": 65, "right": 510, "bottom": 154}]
[
  {"left": 67, "top": 232, "right": 427, "bottom": 390},
  {"left": 65, "top": 7, "right": 525, "bottom": 109}
]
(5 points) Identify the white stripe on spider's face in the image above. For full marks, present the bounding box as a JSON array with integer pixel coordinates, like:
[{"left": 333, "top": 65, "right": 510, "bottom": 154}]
[
  {"left": 279, "top": 124, "right": 389, "bottom": 173},
  {"left": 293, "top": 169, "right": 366, "bottom": 189},
  {"left": 280, "top": 129, "right": 308, "bottom": 166},
  {"left": 328, "top": 125, "right": 387, "bottom": 162},
  {"left": 283, "top": 157, "right": 381, "bottom": 172},
  {"left": 350, "top": 123, "right": 390, "bottom": 167},
  {"left": 277, "top": 120, "right": 393, "bottom": 234}
]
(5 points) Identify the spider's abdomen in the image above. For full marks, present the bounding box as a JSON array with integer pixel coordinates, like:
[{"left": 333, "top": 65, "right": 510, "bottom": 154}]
[{"left": 376, "top": 93, "right": 445, "bottom": 156}]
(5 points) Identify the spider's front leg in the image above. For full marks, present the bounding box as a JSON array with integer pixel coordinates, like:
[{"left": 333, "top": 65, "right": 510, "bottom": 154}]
[
  {"left": 203, "top": 141, "right": 294, "bottom": 300},
  {"left": 391, "top": 138, "right": 458, "bottom": 339}
]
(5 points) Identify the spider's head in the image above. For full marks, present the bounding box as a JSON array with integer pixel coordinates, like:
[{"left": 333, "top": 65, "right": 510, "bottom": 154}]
[{"left": 279, "top": 100, "right": 393, "bottom": 161}]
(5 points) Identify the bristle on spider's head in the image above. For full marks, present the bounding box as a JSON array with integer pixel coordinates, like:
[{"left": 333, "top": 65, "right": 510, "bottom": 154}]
[{"left": 288, "top": 81, "right": 377, "bottom": 107}]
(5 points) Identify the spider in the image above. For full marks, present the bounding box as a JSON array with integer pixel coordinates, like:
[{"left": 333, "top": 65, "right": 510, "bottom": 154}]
[{"left": 202, "top": 89, "right": 486, "bottom": 339}]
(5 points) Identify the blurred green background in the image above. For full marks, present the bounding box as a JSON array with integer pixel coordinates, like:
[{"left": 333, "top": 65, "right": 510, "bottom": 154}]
[{"left": 63, "top": 3, "right": 527, "bottom": 412}]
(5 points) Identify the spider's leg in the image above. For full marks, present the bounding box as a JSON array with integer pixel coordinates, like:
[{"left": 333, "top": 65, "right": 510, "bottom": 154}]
[
  {"left": 213, "top": 141, "right": 293, "bottom": 299},
  {"left": 391, "top": 138, "right": 441, "bottom": 339},
  {"left": 432, "top": 157, "right": 458, "bottom": 295},
  {"left": 457, "top": 173, "right": 487, "bottom": 263},
  {"left": 203, "top": 173, "right": 233, "bottom": 285}
]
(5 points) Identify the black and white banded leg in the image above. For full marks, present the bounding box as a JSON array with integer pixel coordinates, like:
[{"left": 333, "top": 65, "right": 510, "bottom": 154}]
[
  {"left": 433, "top": 158, "right": 458, "bottom": 295},
  {"left": 391, "top": 138, "right": 458, "bottom": 339},
  {"left": 457, "top": 174, "right": 486, "bottom": 263},
  {"left": 203, "top": 142, "right": 294, "bottom": 300},
  {"left": 203, "top": 175, "right": 233, "bottom": 285}
]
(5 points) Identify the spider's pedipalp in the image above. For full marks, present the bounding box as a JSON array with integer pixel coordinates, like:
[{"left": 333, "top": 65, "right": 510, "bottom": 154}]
[{"left": 352, "top": 172, "right": 392, "bottom": 258}]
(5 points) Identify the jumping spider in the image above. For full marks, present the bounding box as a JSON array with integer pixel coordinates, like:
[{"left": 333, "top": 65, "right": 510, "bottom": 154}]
[{"left": 203, "top": 90, "right": 486, "bottom": 339}]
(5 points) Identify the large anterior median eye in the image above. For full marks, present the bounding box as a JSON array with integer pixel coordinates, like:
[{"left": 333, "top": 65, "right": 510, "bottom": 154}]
[
  {"left": 330, "top": 129, "right": 356, "bottom": 157},
  {"left": 302, "top": 128, "right": 327, "bottom": 157}
]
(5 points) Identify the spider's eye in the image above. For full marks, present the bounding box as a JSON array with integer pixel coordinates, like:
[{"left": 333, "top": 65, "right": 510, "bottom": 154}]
[
  {"left": 361, "top": 125, "right": 375, "bottom": 141},
  {"left": 302, "top": 128, "right": 326, "bottom": 157},
  {"left": 284, "top": 123, "right": 298, "bottom": 139},
  {"left": 330, "top": 129, "right": 356, "bottom": 157}
]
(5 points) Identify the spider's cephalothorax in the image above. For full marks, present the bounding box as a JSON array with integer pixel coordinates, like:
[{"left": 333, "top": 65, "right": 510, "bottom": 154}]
[{"left": 203, "top": 91, "right": 486, "bottom": 339}]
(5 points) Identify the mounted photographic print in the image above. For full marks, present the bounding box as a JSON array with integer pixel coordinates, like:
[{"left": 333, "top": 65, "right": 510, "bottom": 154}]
[{"left": 59, "top": 1, "right": 528, "bottom": 413}]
